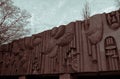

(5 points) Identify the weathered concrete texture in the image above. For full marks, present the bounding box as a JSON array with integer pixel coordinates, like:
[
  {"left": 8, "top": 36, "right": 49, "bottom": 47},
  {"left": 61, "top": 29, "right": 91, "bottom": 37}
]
[{"left": 0, "top": 10, "right": 120, "bottom": 76}]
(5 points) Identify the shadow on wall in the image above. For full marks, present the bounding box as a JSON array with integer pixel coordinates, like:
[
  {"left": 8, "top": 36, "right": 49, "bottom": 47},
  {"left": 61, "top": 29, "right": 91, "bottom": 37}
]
[
  {"left": 26, "top": 75, "right": 59, "bottom": 79},
  {"left": 0, "top": 75, "right": 59, "bottom": 79},
  {"left": 0, "top": 76, "right": 18, "bottom": 79},
  {"left": 0, "top": 75, "right": 120, "bottom": 79},
  {"left": 76, "top": 76, "right": 120, "bottom": 79}
]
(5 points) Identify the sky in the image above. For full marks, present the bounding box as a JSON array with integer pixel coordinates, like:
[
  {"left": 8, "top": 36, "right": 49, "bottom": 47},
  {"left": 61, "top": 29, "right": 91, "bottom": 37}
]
[{"left": 13, "top": 0, "right": 118, "bottom": 35}]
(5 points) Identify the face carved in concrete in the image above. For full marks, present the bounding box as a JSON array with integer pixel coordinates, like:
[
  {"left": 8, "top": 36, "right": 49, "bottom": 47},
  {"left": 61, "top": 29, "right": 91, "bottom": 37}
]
[{"left": 106, "top": 11, "right": 120, "bottom": 30}]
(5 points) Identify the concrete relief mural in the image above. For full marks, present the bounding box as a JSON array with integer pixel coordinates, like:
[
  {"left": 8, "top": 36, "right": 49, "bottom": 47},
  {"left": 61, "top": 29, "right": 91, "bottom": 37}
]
[
  {"left": 46, "top": 25, "right": 66, "bottom": 57},
  {"left": 48, "top": 25, "right": 74, "bottom": 57},
  {"left": 83, "top": 14, "right": 104, "bottom": 66},
  {"left": 11, "top": 39, "right": 29, "bottom": 75},
  {"left": 106, "top": 11, "right": 120, "bottom": 30},
  {"left": 85, "top": 14, "right": 103, "bottom": 45},
  {"left": 104, "top": 36, "right": 119, "bottom": 70},
  {"left": 0, "top": 10, "right": 120, "bottom": 76}
]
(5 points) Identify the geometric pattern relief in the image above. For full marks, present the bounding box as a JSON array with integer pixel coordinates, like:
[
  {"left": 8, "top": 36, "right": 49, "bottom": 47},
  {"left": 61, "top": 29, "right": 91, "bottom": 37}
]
[{"left": 104, "top": 36, "right": 119, "bottom": 70}]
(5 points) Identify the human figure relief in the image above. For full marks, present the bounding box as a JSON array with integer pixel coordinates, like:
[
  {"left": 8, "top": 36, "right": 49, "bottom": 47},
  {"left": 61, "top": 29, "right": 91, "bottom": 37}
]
[
  {"left": 85, "top": 14, "right": 103, "bottom": 45},
  {"left": 106, "top": 11, "right": 120, "bottom": 30},
  {"left": 44, "top": 25, "right": 74, "bottom": 57},
  {"left": 84, "top": 14, "right": 103, "bottom": 62},
  {"left": 11, "top": 39, "right": 27, "bottom": 74}
]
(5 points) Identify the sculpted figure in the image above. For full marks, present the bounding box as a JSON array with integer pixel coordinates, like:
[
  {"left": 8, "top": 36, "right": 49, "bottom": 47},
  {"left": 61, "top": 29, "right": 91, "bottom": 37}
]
[
  {"left": 85, "top": 14, "right": 103, "bottom": 45},
  {"left": 106, "top": 11, "right": 120, "bottom": 30},
  {"left": 44, "top": 25, "right": 74, "bottom": 57},
  {"left": 11, "top": 35, "right": 41, "bottom": 74}
]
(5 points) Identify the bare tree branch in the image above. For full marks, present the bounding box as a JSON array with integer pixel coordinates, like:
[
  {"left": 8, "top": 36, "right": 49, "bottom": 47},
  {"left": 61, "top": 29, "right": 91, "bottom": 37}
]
[
  {"left": 0, "top": 0, "right": 31, "bottom": 45},
  {"left": 82, "top": 1, "right": 91, "bottom": 20}
]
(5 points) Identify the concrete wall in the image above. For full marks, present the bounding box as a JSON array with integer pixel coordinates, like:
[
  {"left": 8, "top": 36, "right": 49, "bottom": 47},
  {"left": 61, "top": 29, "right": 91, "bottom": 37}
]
[{"left": 0, "top": 10, "right": 120, "bottom": 76}]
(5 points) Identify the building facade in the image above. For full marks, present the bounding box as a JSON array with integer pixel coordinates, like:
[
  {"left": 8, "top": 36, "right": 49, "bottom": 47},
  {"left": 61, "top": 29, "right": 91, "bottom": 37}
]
[{"left": 0, "top": 10, "right": 120, "bottom": 79}]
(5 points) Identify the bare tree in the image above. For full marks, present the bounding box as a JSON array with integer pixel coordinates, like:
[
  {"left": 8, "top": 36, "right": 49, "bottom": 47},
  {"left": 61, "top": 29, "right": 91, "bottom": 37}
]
[
  {"left": 82, "top": 1, "right": 91, "bottom": 20},
  {"left": 0, "top": 0, "right": 31, "bottom": 45},
  {"left": 114, "top": 0, "right": 120, "bottom": 9}
]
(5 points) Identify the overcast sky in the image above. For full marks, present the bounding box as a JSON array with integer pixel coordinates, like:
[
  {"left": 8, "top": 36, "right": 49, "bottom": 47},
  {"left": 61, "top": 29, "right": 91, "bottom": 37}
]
[{"left": 13, "top": 0, "right": 117, "bottom": 35}]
